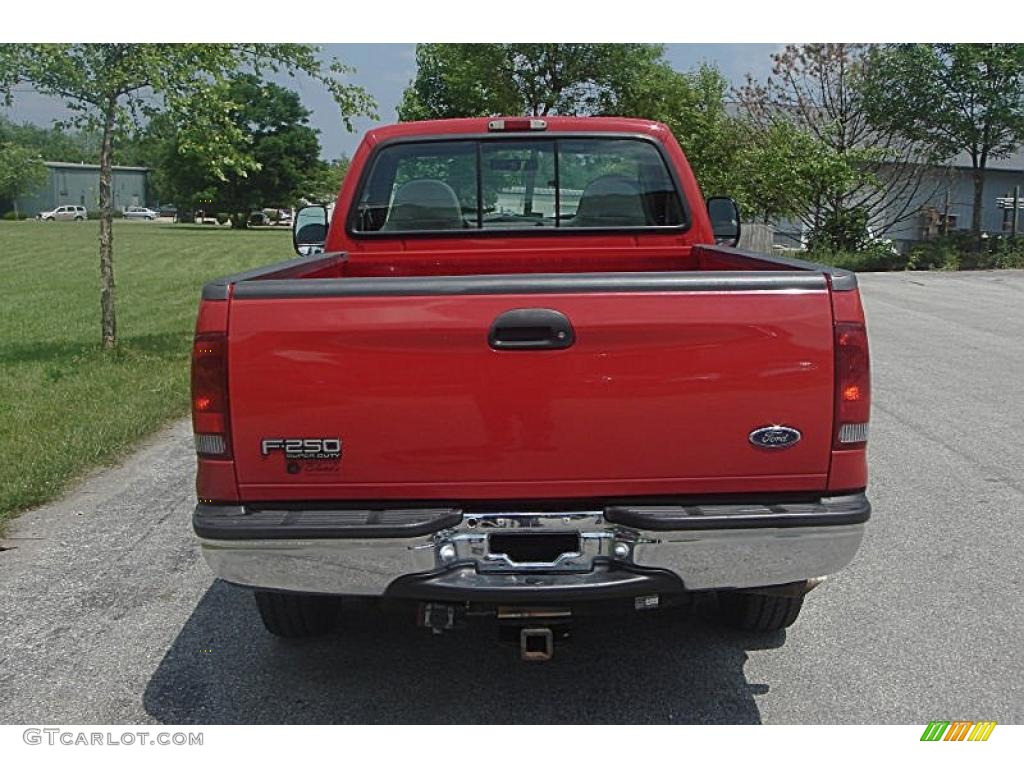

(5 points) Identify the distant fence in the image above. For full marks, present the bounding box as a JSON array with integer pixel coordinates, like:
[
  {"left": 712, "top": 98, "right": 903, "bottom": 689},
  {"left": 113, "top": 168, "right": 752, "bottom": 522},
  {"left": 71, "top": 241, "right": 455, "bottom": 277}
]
[{"left": 739, "top": 223, "right": 775, "bottom": 254}]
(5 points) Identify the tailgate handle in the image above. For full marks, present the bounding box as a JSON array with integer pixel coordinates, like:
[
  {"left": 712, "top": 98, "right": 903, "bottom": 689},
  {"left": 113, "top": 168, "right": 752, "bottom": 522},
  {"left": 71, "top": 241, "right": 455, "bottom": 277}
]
[{"left": 489, "top": 308, "right": 575, "bottom": 351}]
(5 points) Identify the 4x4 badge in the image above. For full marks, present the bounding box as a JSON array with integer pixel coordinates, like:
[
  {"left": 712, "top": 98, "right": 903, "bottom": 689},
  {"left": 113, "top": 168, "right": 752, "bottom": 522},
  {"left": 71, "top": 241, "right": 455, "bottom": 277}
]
[{"left": 749, "top": 426, "right": 802, "bottom": 449}]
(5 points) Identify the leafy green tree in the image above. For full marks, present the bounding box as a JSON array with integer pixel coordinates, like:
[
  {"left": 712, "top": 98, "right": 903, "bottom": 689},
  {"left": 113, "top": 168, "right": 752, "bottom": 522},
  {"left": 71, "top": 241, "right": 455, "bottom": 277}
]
[
  {"left": 150, "top": 75, "right": 324, "bottom": 227},
  {"left": 0, "top": 116, "right": 100, "bottom": 163},
  {"left": 630, "top": 64, "right": 744, "bottom": 201},
  {"left": 0, "top": 116, "right": 154, "bottom": 169},
  {"left": 0, "top": 141, "right": 47, "bottom": 216},
  {"left": 729, "top": 119, "right": 886, "bottom": 250},
  {"left": 305, "top": 156, "right": 351, "bottom": 204},
  {"left": 398, "top": 44, "right": 678, "bottom": 119},
  {"left": 0, "top": 44, "right": 375, "bottom": 348},
  {"left": 861, "top": 44, "right": 1024, "bottom": 242},
  {"left": 729, "top": 122, "right": 823, "bottom": 224},
  {"left": 398, "top": 45, "right": 513, "bottom": 119},
  {"left": 397, "top": 46, "right": 749, "bottom": 208},
  {"left": 137, "top": 113, "right": 210, "bottom": 213}
]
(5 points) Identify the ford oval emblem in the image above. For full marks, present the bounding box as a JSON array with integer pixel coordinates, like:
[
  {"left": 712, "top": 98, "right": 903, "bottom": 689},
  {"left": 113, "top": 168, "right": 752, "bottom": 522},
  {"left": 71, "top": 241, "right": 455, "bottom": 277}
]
[{"left": 749, "top": 425, "right": 802, "bottom": 449}]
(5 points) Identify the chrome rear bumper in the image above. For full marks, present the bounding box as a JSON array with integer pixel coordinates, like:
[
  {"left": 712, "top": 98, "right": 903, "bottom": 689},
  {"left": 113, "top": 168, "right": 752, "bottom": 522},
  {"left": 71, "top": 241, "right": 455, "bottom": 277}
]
[{"left": 195, "top": 495, "right": 868, "bottom": 598}]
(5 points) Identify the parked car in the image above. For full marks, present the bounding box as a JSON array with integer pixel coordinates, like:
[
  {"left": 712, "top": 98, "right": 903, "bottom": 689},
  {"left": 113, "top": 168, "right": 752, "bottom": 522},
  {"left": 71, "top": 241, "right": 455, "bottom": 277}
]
[
  {"left": 123, "top": 206, "right": 159, "bottom": 221},
  {"left": 38, "top": 205, "right": 87, "bottom": 221},
  {"left": 248, "top": 211, "right": 271, "bottom": 227},
  {"left": 191, "top": 117, "right": 872, "bottom": 658},
  {"left": 158, "top": 204, "right": 178, "bottom": 219}
]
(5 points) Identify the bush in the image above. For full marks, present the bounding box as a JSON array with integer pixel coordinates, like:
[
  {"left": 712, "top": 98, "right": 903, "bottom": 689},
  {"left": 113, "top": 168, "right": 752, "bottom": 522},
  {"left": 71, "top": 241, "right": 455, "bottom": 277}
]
[
  {"left": 805, "top": 208, "right": 872, "bottom": 253},
  {"left": 216, "top": 212, "right": 231, "bottom": 225},
  {"left": 86, "top": 209, "right": 123, "bottom": 220},
  {"left": 807, "top": 240, "right": 910, "bottom": 272},
  {"left": 2, "top": 211, "right": 28, "bottom": 221},
  {"left": 907, "top": 239, "right": 960, "bottom": 271},
  {"left": 908, "top": 234, "right": 1024, "bottom": 271},
  {"left": 789, "top": 230, "right": 1024, "bottom": 273},
  {"left": 977, "top": 236, "right": 1024, "bottom": 269}
]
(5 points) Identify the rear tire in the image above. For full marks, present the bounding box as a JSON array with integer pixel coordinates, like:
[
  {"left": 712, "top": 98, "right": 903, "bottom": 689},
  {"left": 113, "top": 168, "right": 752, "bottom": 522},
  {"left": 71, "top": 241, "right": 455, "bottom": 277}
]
[
  {"left": 716, "top": 590, "right": 805, "bottom": 632},
  {"left": 254, "top": 591, "right": 340, "bottom": 638}
]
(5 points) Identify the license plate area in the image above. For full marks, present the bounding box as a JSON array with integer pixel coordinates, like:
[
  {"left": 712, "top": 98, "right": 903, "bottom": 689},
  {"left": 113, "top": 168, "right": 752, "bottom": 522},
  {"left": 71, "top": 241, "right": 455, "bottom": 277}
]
[
  {"left": 436, "top": 511, "right": 612, "bottom": 573},
  {"left": 487, "top": 533, "right": 581, "bottom": 566}
]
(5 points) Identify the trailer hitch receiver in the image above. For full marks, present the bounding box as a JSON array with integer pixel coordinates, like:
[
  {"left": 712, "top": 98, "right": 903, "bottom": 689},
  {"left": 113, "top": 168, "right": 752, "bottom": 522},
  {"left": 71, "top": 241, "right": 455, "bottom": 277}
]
[{"left": 520, "top": 627, "right": 554, "bottom": 661}]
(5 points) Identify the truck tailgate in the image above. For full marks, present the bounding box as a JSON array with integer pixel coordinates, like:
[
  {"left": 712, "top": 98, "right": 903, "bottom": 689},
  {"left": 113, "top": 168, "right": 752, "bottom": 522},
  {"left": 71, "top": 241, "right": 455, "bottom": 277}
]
[{"left": 226, "top": 273, "right": 835, "bottom": 501}]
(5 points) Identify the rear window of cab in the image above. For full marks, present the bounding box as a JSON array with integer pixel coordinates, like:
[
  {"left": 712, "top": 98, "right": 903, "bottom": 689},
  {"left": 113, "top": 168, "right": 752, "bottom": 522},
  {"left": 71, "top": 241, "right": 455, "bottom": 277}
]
[{"left": 350, "top": 137, "right": 687, "bottom": 234}]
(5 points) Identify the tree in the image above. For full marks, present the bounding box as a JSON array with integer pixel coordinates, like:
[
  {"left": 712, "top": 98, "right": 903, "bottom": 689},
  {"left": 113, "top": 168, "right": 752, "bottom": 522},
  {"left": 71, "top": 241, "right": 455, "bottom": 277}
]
[
  {"left": 397, "top": 46, "right": 748, "bottom": 202},
  {"left": 0, "top": 141, "right": 47, "bottom": 216},
  {"left": 737, "top": 44, "right": 944, "bottom": 250},
  {"left": 0, "top": 44, "right": 375, "bottom": 348},
  {"left": 0, "top": 116, "right": 99, "bottom": 163},
  {"left": 150, "top": 75, "right": 324, "bottom": 226},
  {"left": 861, "top": 44, "right": 1024, "bottom": 243},
  {"left": 398, "top": 44, "right": 677, "bottom": 120},
  {"left": 623, "top": 63, "right": 744, "bottom": 200},
  {"left": 305, "top": 156, "right": 351, "bottom": 204},
  {"left": 138, "top": 113, "right": 212, "bottom": 214},
  {"left": 729, "top": 122, "right": 831, "bottom": 225}
]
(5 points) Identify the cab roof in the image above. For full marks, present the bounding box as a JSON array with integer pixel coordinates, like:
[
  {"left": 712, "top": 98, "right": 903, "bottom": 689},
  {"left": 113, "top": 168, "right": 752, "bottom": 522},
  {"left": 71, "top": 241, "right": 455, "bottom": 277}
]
[{"left": 363, "top": 116, "right": 673, "bottom": 146}]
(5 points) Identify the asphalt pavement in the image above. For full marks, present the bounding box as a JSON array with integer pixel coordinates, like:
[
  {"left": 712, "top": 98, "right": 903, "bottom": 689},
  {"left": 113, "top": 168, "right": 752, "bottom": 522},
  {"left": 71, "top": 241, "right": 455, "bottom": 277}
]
[{"left": 1, "top": 270, "right": 1022, "bottom": 724}]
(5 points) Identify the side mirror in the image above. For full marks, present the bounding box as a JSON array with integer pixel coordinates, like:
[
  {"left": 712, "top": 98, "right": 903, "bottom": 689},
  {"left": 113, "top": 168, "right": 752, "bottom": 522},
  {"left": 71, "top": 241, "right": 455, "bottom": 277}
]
[
  {"left": 707, "top": 197, "right": 741, "bottom": 247},
  {"left": 293, "top": 205, "right": 328, "bottom": 256}
]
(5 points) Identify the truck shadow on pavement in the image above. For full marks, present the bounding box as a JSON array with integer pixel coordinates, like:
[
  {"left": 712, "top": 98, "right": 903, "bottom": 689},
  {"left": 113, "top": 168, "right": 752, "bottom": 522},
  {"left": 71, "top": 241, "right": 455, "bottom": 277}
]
[{"left": 144, "top": 580, "right": 782, "bottom": 724}]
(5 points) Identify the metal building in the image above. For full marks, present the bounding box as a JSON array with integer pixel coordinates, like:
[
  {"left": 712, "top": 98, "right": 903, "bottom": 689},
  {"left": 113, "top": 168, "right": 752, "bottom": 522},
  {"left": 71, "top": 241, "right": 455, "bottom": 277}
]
[
  {"left": 772, "top": 150, "right": 1024, "bottom": 251},
  {"left": 885, "top": 151, "right": 1024, "bottom": 245},
  {"left": 8, "top": 161, "right": 149, "bottom": 217}
]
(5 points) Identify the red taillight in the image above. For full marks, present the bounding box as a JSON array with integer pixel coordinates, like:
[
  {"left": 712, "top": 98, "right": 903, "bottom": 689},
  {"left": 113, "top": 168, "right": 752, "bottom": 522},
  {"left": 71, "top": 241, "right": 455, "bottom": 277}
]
[
  {"left": 833, "top": 322, "right": 870, "bottom": 449},
  {"left": 191, "top": 332, "right": 231, "bottom": 458}
]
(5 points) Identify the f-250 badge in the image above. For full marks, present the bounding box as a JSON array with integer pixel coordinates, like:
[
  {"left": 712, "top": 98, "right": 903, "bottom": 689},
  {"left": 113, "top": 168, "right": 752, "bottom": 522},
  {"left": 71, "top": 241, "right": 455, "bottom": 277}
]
[
  {"left": 748, "top": 426, "right": 801, "bottom": 449},
  {"left": 261, "top": 438, "right": 342, "bottom": 461}
]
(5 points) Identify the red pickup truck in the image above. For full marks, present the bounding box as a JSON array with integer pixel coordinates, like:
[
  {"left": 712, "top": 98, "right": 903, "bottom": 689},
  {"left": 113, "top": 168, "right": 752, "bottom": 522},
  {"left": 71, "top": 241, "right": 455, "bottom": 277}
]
[{"left": 191, "top": 116, "right": 870, "bottom": 659}]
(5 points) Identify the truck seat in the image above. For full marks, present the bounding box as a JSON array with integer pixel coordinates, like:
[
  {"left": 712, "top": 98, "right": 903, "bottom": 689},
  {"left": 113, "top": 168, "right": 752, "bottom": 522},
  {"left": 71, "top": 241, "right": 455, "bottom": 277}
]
[
  {"left": 569, "top": 174, "right": 648, "bottom": 227},
  {"left": 383, "top": 179, "right": 466, "bottom": 231}
]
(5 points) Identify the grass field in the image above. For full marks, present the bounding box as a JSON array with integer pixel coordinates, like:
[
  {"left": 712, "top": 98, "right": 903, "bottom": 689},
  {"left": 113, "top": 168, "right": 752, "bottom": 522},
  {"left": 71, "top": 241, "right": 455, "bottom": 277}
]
[{"left": 0, "top": 220, "right": 292, "bottom": 527}]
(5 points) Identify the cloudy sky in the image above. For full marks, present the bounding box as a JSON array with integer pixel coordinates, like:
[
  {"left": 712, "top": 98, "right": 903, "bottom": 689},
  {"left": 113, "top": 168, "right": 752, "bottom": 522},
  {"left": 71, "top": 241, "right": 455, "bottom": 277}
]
[{"left": 1, "top": 44, "right": 782, "bottom": 160}]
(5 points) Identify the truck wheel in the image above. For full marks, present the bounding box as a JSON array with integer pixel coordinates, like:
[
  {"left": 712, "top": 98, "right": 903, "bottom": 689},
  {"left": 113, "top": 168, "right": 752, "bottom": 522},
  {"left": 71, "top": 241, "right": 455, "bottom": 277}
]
[
  {"left": 716, "top": 590, "right": 805, "bottom": 632},
  {"left": 254, "top": 591, "right": 339, "bottom": 638}
]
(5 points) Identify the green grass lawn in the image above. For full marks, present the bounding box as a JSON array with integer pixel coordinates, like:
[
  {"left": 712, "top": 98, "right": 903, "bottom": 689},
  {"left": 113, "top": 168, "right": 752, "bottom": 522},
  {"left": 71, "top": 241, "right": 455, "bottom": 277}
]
[{"left": 0, "top": 220, "right": 292, "bottom": 527}]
